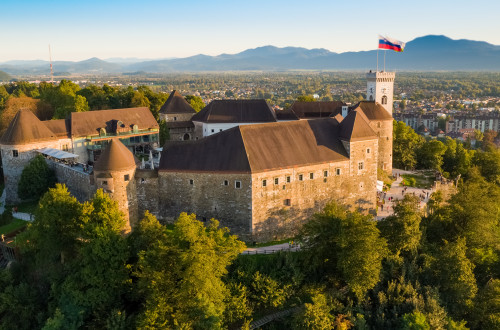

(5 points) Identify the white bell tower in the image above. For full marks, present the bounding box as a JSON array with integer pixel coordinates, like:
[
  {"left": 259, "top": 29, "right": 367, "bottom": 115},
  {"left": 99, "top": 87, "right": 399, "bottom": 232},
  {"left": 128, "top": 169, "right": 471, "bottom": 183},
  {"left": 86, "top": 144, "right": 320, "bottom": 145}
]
[{"left": 366, "top": 71, "right": 395, "bottom": 115}]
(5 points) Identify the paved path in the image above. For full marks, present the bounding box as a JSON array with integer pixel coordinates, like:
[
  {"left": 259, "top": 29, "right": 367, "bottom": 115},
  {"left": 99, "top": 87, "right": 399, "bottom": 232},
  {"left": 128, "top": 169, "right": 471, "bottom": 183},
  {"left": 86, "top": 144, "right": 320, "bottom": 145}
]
[
  {"left": 243, "top": 242, "right": 300, "bottom": 255},
  {"left": 0, "top": 189, "right": 34, "bottom": 222},
  {"left": 376, "top": 169, "right": 434, "bottom": 220}
]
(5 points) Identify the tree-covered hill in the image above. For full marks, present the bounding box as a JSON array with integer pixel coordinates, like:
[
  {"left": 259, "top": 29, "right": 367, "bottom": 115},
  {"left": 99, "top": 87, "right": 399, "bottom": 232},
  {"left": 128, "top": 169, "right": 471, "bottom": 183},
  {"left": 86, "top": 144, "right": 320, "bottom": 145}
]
[{"left": 0, "top": 70, "right": 11, "bottom": 81}]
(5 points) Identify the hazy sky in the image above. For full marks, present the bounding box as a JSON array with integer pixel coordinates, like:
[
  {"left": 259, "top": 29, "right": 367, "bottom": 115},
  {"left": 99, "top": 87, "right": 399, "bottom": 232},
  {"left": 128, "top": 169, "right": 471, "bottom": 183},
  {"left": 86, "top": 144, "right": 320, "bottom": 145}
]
[{"left": 1, "top": 0, "right": 499, "bottom": 61}]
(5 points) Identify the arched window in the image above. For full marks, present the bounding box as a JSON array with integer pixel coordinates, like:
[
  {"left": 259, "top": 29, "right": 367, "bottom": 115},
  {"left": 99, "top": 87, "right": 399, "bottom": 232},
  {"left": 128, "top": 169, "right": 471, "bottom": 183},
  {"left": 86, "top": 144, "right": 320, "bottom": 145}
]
[
  {"left": 381, "top": 95, "right": 388, "bottom": 105},
  {"left": 369, "top": 95, "right": 373, "bottom": 101}
]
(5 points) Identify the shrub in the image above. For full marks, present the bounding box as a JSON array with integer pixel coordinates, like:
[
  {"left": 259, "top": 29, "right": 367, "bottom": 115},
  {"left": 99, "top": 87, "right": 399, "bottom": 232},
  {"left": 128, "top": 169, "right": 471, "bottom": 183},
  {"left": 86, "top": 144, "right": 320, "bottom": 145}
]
[{"left": 18, "top": 155, "right": 56, "bottom": 201}]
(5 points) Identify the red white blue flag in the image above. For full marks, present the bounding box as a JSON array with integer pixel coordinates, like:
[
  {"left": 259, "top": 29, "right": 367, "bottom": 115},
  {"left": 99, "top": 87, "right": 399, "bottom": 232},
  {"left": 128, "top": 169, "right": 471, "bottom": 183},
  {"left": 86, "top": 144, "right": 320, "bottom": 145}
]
[{"left": 378, "top": 35, "right": 406, "bottom": 52}]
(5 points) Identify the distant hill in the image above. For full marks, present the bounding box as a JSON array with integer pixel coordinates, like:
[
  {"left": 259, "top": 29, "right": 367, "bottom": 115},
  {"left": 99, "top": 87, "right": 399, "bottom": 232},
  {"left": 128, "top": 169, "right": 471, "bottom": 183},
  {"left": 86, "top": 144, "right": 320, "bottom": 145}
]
[
  {"left": 0, "top": 70, "right": 11, "bottom": 81},
  {"left": 1, "top": 35, "right": 499, "bottom": 74}
]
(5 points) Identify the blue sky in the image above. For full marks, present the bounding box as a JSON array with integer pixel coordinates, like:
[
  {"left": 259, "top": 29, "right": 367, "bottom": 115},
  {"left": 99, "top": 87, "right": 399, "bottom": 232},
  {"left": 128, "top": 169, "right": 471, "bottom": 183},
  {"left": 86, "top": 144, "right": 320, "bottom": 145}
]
[{"left": 1, "top": 0, "right": 499, "bottom": 61}]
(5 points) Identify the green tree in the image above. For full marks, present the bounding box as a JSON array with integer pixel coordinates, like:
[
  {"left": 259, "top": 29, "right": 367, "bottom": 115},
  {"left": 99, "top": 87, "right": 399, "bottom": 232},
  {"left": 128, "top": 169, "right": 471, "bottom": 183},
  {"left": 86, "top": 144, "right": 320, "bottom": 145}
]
[
  {"left": 18, "top": 154, "right": 56, "bottom": 201},
  {"left": 292, "top": 289, "right": 334, "bottom": 330},
  {"left": 185, "top": 95, "right": 205, "bottom": 112},
  {"left": 301, "top": 202, "right": 387, "bottom": 301},
  {"left": 378, "top": 195, "right": 422, "bottom": 255},
  {"left": 393, "top": 121, "right": 424, "bottom": 169},
  {"left": 297, "top": 95, "right": 315, "bottom": 102},
  {"left": 19, "top": 184, "right": 83, "bottom": 275},
  {"left": 474, "top": 279, "right": 500, "bottom": 329},
  {"left": 401, "top": 312, "right": 430, "bottom": 330},
  {"left": 433, "top": 238, "right": 477, "bottom": 319},
  {"left": 473, "top": 148, "right": 500, "bottom": 184},
  {"left": 417, "top": 140, "right": 446, "bottom": 171},
  {"left": 135, "top": 213, "right": 245, "bottom": 328},
  {"left": 249, "top": 271, "right": 290, "bottom": 310}
]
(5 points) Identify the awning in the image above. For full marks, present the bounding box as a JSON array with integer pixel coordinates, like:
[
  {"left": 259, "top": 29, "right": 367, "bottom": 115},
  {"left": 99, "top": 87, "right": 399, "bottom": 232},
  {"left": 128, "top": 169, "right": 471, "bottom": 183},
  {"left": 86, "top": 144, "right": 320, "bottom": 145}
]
[{"left": 37, "top": 148, "right": 79, "bottom": 160}]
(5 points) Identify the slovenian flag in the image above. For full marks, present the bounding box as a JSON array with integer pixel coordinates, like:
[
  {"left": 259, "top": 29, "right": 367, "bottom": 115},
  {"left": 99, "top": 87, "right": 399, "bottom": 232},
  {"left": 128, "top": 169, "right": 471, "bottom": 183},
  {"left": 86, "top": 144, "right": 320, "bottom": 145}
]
[{"left": 378, "top": 35, "right": 406, "bottom": 52}]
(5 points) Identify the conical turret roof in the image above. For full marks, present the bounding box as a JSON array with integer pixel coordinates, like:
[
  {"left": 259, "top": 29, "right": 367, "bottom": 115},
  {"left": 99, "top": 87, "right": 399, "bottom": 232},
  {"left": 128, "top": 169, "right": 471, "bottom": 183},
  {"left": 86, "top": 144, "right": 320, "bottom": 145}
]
[
  {"left": 93, "top": 139, "right": 139, "bottom": 171},
  {"left": 159, "top": 90, "right": 196, "bottom": 114},
  {"left": 338, "top": 110, "right": 377, "bottom": 141},
  {"left": 0, "top": 109, "right": 57, "bottom": 145}
]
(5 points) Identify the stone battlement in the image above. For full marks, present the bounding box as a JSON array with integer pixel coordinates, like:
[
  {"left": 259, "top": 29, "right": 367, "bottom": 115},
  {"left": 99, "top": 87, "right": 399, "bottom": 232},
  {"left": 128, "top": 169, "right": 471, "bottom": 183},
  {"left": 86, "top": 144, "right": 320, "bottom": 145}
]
[{"left": 366, "top": 71, "right": 395, "bottom": 82}]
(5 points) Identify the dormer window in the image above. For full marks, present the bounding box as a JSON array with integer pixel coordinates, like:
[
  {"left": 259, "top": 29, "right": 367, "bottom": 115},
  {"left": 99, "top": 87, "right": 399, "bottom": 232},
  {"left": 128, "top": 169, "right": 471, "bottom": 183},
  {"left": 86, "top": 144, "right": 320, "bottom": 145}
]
[
  {"left": 132, "top": 124, "right": 139, "bottom": 133},
  {"left": 99, "top": 128, "right": 107, "bottom": 136}
]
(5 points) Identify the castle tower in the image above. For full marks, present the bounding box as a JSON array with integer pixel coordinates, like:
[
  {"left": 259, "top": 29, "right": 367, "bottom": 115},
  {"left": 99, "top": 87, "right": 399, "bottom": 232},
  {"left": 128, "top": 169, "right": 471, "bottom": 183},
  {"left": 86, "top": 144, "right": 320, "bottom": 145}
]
[
  {"left": 93, "top": 139, "right": 139, "bottom": 232},
  {"left": 0, "top": 109, "right": 59, "bottom": 204},
  {"left": 366, "top": 71, "right": 395, "bottom": 116},
  {"left": 352, "top": 102, "right": 393, "bottom": 174}
]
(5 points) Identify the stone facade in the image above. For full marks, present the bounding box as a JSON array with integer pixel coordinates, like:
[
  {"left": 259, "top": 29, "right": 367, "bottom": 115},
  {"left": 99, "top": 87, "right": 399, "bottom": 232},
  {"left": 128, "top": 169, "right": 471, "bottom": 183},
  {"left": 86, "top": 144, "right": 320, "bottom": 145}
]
[
  {"left": 135, "top": 169, "right": 160, "bottom": 218},
  {"left": 161, "top": 112, "right": 194, "bottom": 122},
  {"left": 368, "top": 119, "right": 393, "bottom": 173},
  {"left": 49, "top": 161, "right": 96, "bottom": 202},
  {"left": 1, "top": 140, "right": 61, "bottom": 204},
  {"left": 94, "top": 167, "right": 139, "bottom": 231},
  {"left": 157, "top": 172, "right": 253, "bottom": 235}
]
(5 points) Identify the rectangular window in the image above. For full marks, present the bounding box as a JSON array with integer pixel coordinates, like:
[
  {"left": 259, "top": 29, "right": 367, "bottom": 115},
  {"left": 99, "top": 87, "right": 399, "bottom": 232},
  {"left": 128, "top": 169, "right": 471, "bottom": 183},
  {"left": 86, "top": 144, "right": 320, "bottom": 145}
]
[
  {"left": 124, "top": 174, "right": 130, "bottom": 181},
  {"left": 274, "top": 178, "right": 279, "bottom": 185},
  {"left": 286, "top": 176, "right": 291, "bottom": 183},
  {"left": 366, "top": 148, "right": 371, "bottom": 154},
  {"left": 284, "top": 199, "right": 291, "bottom": 206},
  {"left": 323, "top": 170, "right": 328, "bottom": 177},
  {"left": 174, "top": 116, "right": 177, "bottom": 121},
  {"left": 102, "top": 180, "right": 107, "bottom": 186},
  {"left": 298, "top": 174, "right": 303, "bottom": 181},
  {"left": 336, "top": 168, "right": 341, "bottom": 175},
  {"left": 12, "top": 150, "right": 18, "bottom": 157},
  {"left": 189, "top": 179, "right": 194, "bottom": 185},
  {"left": 223, "top": 180, "right": 229, "bottom": 186},
  {"left": 235, "top": 181, "right": 241, "bottom": 189},
  {"left": 309, "top": 172, "right": 314, "bottom": 180},
  {"left": 262, "top": 179, "right": 267, "bottom": 187},
  {"left": 358, "top": 162, "right": 364, "bottom": 170},
  {"left": 62, "top": 144, "right": 69, "bottom": 151}
]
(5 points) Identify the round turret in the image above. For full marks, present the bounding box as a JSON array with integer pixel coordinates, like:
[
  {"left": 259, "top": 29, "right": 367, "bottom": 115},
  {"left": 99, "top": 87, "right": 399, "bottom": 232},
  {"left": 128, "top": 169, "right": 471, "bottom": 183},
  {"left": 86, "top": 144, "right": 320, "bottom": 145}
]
[
  {"left": 0, "top": 110, "right": 60, "bottom": 203},
  {"left": 93, "top": 139, "right": 139, "bottom": 231}
]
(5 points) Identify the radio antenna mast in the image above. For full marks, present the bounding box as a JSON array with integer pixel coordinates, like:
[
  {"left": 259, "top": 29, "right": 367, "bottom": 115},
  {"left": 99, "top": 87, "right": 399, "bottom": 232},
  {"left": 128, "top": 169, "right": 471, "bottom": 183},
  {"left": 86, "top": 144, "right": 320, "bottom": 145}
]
[{"left": 48, "top": 44, "right": 54, "bottom": 84}]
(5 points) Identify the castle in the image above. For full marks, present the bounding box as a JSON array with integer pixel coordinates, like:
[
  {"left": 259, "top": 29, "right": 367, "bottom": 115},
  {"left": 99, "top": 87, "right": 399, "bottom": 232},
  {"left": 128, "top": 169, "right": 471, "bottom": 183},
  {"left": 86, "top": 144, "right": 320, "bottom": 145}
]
[{"left": 0, "top": 71, "right": 395, "bottom": 239}]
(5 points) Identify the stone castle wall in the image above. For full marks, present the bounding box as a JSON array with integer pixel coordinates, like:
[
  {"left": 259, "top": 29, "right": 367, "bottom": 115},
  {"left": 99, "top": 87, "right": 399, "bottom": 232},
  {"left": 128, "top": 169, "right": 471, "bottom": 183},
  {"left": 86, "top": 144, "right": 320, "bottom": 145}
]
[
  {"left": 368, "top": 120, "right": 393, "bottom": 173},
  {"left": 1, "top": 140, "right": 61, "bottom": 204},
  {"left": 161, "top": 113, "right": 194, "bottom": 122},
  {"left": 157, "top": 172, "right": 252, "bottom": 235},
  {"left": 251, "top": 138, "right": 378, "bottom": 241},
  {"left": 94, "top": 168, "right": 139, "bottom": 231},
  {"left": 49, "top": 161, "right": 96, "bottom": 202},
  {"left": 135, "top": 169, "right": 160, "bottom": 218}
]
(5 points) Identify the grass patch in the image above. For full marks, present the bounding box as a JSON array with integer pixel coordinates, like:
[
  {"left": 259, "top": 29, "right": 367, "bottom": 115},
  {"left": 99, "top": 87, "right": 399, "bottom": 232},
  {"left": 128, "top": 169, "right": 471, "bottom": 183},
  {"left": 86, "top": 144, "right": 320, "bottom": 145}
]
[
  {"left": 6, "top": 200, "right": 39, "bottom": 215},
  {"left": 402, "top": 174, "right": 434, "bottom": 189},
  {"left": 0, "top": 219, "right": 28, "bottom": 235}
]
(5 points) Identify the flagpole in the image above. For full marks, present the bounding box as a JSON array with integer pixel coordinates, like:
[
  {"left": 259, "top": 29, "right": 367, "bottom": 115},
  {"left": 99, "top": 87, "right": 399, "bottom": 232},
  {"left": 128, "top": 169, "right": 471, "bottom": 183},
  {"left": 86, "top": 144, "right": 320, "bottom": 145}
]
[
  {"left": 384, "top": 49, "right": 386, "bottom": 72},
  {"left": 376, "top": 48, "right": 379, "bottom": 72}
]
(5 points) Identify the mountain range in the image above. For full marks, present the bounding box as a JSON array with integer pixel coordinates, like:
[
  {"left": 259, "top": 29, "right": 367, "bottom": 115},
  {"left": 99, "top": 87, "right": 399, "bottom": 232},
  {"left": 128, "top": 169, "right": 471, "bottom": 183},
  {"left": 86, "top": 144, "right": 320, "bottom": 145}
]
[{"left": 1, "top": 35, "right": 499, "bottom": 75}]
